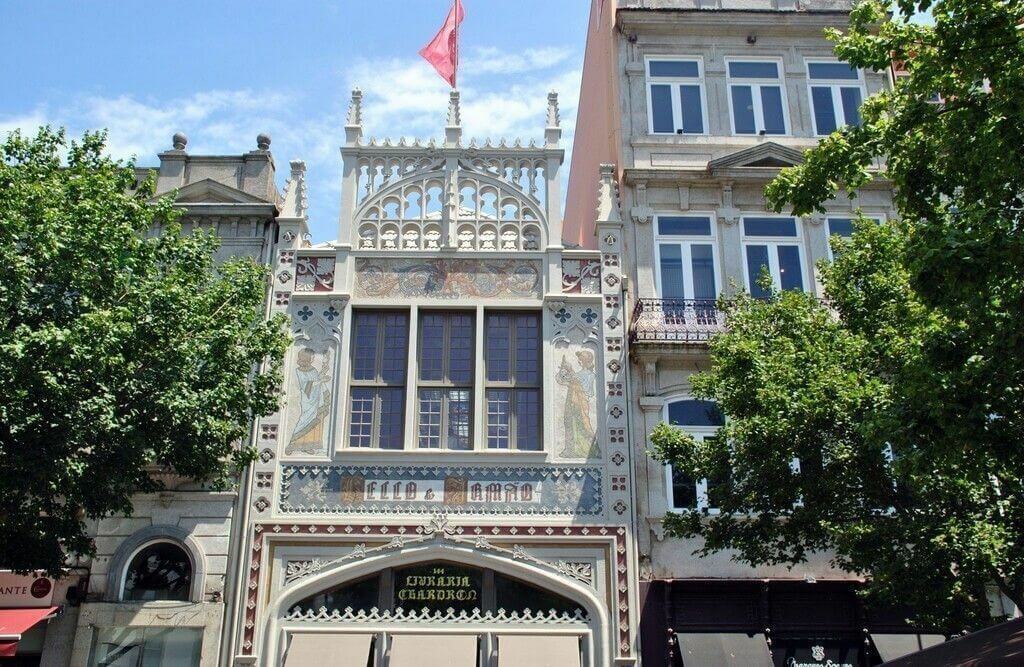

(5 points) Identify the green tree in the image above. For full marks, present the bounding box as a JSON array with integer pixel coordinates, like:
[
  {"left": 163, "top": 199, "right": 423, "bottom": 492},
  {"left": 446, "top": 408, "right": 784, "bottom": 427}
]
[
  {"left": 651, "top": 0, "right": 1024, "bottom": 632},
  {"left": 0, "top": 128, "right": 289, "bottom": 574}
]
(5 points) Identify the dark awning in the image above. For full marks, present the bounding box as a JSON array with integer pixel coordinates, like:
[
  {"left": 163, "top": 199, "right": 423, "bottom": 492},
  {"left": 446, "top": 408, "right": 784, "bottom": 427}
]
[
  {"left": 0, "top": 607, "right": 59, "bottom": 657},
  {"left": 677, "top": 632, "right": 773, "bottom": 666},
  {"left": 882, "top": 618, "right": 1024, "bottom": 666},
  {"left": 871, "top": 633, "right": 946, "bottom": 661}
]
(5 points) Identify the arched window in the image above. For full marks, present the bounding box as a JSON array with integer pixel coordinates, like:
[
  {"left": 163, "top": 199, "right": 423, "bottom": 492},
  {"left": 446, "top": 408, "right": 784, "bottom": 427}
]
[
  {"left": 663, "top": 398, "right": 725, "bottom": 512},
  {"left": 122, "top": 541, "right": 193, "bottom": 601}
]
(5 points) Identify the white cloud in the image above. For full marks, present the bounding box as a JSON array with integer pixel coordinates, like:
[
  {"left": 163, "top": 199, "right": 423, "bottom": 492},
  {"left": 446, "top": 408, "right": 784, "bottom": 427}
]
[
  {"left": 0, "top": 109, "right": 51, "bottom": 138},
  {"left": 463, "top": 46, "right": 573, "bottom": 75}
]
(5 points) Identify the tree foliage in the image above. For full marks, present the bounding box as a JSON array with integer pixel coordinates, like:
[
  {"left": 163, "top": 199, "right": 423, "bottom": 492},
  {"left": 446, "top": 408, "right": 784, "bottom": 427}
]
[
  {"left": 651, "top": 0, "right": 1024, "bottom": 631},
  {"left": 0, "top": 128, "right": 289, "bottom": 574}
]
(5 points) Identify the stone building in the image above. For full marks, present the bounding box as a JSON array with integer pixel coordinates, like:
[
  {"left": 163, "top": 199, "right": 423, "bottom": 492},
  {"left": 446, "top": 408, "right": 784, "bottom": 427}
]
[
  {"left": 221, "top": 90, "right": 639, "bottom": 667},
  {"left": 564, "top": 1, "right": 943, "bottom": 666}
]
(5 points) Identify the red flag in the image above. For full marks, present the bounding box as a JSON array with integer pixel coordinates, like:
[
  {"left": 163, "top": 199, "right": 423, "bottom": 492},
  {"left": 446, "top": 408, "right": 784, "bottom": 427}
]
[{"left": 419, "top": 0, "right": 465, "bottom": 87}]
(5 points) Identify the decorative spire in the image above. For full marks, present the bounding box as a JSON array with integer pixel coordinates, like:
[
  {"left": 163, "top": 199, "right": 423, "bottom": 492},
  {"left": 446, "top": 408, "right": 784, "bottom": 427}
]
[
  {"left": 280, "top": 160, "right": 307, "bottom": 220},
  {"left": 346, "top": 88, "right": 363, "bottom": 126},
  {"left": 547, "top": 91, "right": 560, "bottom": 128},
  {"left": 596, "top": 163, "right": 622, "bottom": 224},
  {"left": 447, "top": 89, "right": 461, "bottom": 127}
]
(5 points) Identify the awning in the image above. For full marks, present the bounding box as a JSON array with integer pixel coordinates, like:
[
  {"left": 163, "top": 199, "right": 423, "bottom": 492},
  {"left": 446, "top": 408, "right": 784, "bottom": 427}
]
[
  {"left": 677, "top": 632, "right": 773, "bottom": 667},
  {"left": 881, "top": 618, "right": 1024, "bottom": 666},
  {"left": 390, "top": 634, "right": 478, "bottom": 667},
  {"left": 871, "top": 633, "right": 946, "bottom": 661},
  {"left": 497, "top": 634, "right": 582, "bottom": 667},
  {"left": 0, "top": 607, "right": 59, "bottom": 657},
  {"left": 283, "top": 632, "right": 373, "bottom": 666}
]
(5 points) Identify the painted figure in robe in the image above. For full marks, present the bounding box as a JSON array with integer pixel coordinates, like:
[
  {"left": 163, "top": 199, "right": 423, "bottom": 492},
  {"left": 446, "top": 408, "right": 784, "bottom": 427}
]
[
  {"left": 556, "top": 349, "right": 600, "bottom": 459},
  {"left": 286, "top": 347, "right": 332, "bottom": 455}
]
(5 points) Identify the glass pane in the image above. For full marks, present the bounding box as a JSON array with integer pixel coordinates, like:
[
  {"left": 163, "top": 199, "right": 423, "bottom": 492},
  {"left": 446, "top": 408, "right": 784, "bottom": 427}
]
[
  {"left": 448, "top": 313, "right": 475, "bottom": 385},
  {"left": 827, "top": 217, "right": 855, "bottom": 238},
  {"left": 418, "top": 389, "right": 442, "bottom": 449},
  {"left": 418, "top": 313, "right": 445, "bottom": 381},
  {"left": 808, "top": 62, "right": 859, "bottom": 80},
  {"left": 485, "top": 314, "right": 511, "bottom": 382},
  {"left": 139, "top": 627, "right": 203, "bottom": 667},
  {"left": 447, "top": 389, "right": 472, "bottom": 450},
  {"left": 349, "top": 388, "right": 374, "bottom": 448},
  {"left": 123, "top": 542, "right": 191, "bottom": 602},
  {"left": 290, "top": 574, "right": 381, "bottom": 615},
  {"left": 486, "top": 389, "right": 511, "bottom": 449},
  {"left": 649, "top": 60, "right": 699, "bottom": 77},
  {"left": 515, "top": 389, "right": 541, "bottom": 451},
  {"left": 514, "top": 313, "right": 540, "bottom": 385},
  {"left": 777, "top": 245, "right": 804, "bottom": 292},
  {"left": 658, "top": 244, "right": 685, "bottom": 299},
  {"left": 650, "top": 84, "right": 674, "bottom": 133},
  {"left": 667, "top": 399, "right": 725, "bottom": 427},
  {"left": 671, "top": 467, "right": 698, "bottom": 509},
  {"left": 745, "top": 245, "right": 772, "bottom": 298},
  {"left": 658, "top": 216, "right": 712, "bottom": 236},
  {"left": 393, "top": 562, "right": 483, "bottom": 613},
  {"left": 729, "top": 61, "right": 779, "bottom": 79},
  {"left": 841, "top": 86, "right": 863, "bottom": 126},
  {"left": 679, "top": 85, "right": 704, "bottom": 133},
  {"left": 378, "top": 387, "right": 405, "bottom": 450},
  {"left": 743, "top": 217, "right": 797, "bottom": 237},
  {"left": 690, "top": 244, "right": 716, "bottom": 301},
  {"left": 93, "top": 628, "right": 144, "bottom": 667},
  {"left": 760, "top": 86, "right": 786, "bottom": 134},
  {"left": 731, "top": 86, "right": 756, "bottom": 134},
  {"left": 494, "top": 572, "right": 583, "bottom": 615},
  {"left": 811, "top": 86, "right": 837, "bottom": 134},
  {"left": 380, "top": 313, "right": 409, "bottom": 384},
  {"left": 351, "top": 312, "right": 380, "bottom": 381}
]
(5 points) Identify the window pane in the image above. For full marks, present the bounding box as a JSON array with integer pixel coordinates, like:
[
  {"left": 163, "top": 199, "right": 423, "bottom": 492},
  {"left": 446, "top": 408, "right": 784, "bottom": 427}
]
[
  {"left": 649, "top": 60, "right": 699, "bottom": 78},
  {"left": 743, "top": 217, "right": 797, "bottom": 237},
  {"left": 691, "top": 244, "right": 716, "bottom": 301},
  {"left": 650, "top": 84, "right": 674, "bottom": 133},
  {"left": 349, "top": 388, "right": 374, "bottom": 447},
  {"left": 351, "top": 312, "right": 380, "bottom": 380},
  {"left": 760, "top": 86, "right": 786, "bottom": 134},
  {"left": 811, "top": 86, "right": 837, "bottom": 134},
  {"left": 485, "top": 314, "right": 511, "bottom": 382},
  {"left": 418, "top": 389, "right": 442, "bottom": 449},
  {"left": 777, "top": 245, "right": 804, "bottom": 292},
  {"left": 731, "top": 86, "right": 756, "bottom": 134},
  {"left": 827, "top": 218, "right": 855, "bottom": 238},
  {"left": 418, "top": 314, "right": 445, "bottom": 381},
  {"left": 378, "top": 387, "right": 405, "bottom": 450},
  {"left": 729, "top": 61, "right": 779, "bottom": 79},
  {"left": 380, "top": 313, "right": 409, "bottom": 384},
  {"left": 448, "top": 313, "right": 475, "bottom": 385},
  {"left": 514, "top": 313, "right": 540, "bottom": 385},
  {"left": 486, "top": 389, "right": 511, "bottom": 449},
  {"left": 290, "top": 574, "right": 381, "bottom": 615},
  {"left": 746, "top": 245, "right": 772, "bottom": 298},
  {"left": 667, "top": 399, "right": 725, "bottom": 427},
  {"left": 808, "top": 62, "right": 859, "bottom": 80},
  {"left": 123, "top": 542, "right": 191, "bottom": 602},
  {"left": 671, "top": 467, "right": 698, "bottom": 509},
  {"left": 515, "top": 389, "right": 542, "bottom": 451},
  {"left": 139, "top": 627, "right": 203, "bottom": 667},
  {"left": 658, "top": 216, "right": 712, "bottom": 236},
  {"left": 447, "top": 389, "right": 472, "bottom": 450},
  {"left": 840, "top": 87, "right": 863, "bottom": 126},
  {"left": 679, "top": 85, "right": 704, "bottom": 133},
  {"left": 658, "top": 244, "right": 685, "bottom": 299}
]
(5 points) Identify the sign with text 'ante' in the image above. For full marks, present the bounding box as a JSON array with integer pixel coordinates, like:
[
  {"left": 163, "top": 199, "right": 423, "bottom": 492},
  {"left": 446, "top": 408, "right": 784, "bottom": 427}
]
[{"left": 0, "top": 572, "right": 55, "bottom": 608}]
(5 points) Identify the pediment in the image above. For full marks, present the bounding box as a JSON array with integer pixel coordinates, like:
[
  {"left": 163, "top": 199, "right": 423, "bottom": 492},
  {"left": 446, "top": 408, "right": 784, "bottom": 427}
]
[
  {"left": 708, "top": 142, "right": 805, "bottom": 171},
  {"left": 156, "top": 178, "right": 270, "bottom": 205}
]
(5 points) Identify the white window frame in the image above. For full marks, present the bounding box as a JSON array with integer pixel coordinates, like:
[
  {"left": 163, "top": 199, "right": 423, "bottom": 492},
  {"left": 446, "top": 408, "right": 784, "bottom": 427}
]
[
  {"left": 740, "top": 215, "right": 807, "bottom": 293},
  {"left": 825, "top": 214, "right": 885, "bottom": 260},
  {"left": 645, "top": 56, "right": 709, "bottom": 136},
  {"left": 805, "top": 59, "right": 867, "bottom": 136},
  {"left": 725, "top": 57, "right": 790, "bottom": 136},
  {"left": 652, "top": 213, "right": 720, "bottom": 300},
  {"left": 661, "top": 398, "right": 722, "bottom": 514}
]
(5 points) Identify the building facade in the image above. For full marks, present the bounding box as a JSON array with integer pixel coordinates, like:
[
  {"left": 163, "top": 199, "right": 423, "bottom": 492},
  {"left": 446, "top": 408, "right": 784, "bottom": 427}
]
[
  {"left": 221, "top": 91, "right": 640, "bottom": 667},
  {"left": 565, "top": 1, "right": 942, "bottom": 666}
]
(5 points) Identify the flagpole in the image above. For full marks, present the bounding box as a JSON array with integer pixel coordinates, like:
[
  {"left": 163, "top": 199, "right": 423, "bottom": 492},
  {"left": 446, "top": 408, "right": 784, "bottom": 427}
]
[{"left": 453, "top": 0, "right": 460, "bottom": 89}]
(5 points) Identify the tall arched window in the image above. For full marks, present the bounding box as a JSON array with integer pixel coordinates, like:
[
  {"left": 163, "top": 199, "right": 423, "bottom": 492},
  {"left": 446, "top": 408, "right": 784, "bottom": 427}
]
[
  {"left": 663, "top": 398, "right": 725, "bottom": 512},
  {"left": 122, "top": 541, "right": 193, "bottom": 601}
]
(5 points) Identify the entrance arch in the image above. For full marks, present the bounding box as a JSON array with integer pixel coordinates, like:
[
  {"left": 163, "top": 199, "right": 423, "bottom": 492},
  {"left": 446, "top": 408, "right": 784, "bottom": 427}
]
[{"left": 260, "top": 541, "right": 610, "bottom": 666}]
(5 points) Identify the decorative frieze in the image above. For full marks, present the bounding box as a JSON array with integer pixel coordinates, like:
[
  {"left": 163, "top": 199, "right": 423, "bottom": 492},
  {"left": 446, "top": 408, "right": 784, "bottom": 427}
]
[
  {"left": 353, "top": 258, "right": 541, "bottom": 299},
  {"left": 561, "top": 257, "right": 602, "bottom": 294}
]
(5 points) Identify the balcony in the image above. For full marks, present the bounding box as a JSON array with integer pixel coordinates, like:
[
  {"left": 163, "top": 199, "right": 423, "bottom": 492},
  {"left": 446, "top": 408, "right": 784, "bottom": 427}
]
[{"left": 629, "top": 298, "right": 725, "bottom": 345}]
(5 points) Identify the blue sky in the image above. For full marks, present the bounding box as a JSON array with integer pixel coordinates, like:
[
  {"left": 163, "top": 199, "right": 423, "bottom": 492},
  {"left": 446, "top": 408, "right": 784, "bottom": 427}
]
[{"left": 0, "top": 1, "right": 589, "bottom": 241}]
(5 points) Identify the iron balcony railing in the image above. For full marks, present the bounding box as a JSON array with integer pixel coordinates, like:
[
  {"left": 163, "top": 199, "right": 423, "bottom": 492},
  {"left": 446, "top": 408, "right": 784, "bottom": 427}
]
[{"left": 629, "top": 298, "right": 726, "bottom": 344}]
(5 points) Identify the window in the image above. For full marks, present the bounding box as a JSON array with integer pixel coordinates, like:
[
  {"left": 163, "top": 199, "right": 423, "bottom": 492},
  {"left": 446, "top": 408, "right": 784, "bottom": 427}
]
[
  {"left": 826, "top": 215, "right": 883, "bottom": 258},
  {"left": 90, "top": 627, "right": 202, "bottom": 666},
  {"left": 807, "top": 61, "right": 865, "bottom": 135},
  {"left": 349, "top": 311, "right": 409, "bottom": 449},
  {"left": 663, "top": 399, "right": 726, "bottom": 512},
  {"left": 741, "top": 217, "right": 806, "bottom": 297},
  {"left": 122, "top": 542, "right": 192, "bottom": 602},
  {"left": 727, "top": 59, "right": 788, "bottom": 135},
  {"left": 416, "top": 312, "right": 474, "bottom": 450},
  {"left": 485, "top": 312, "right": 542, "bottom": 451},
  {"left": 646, "top": 58, "right": 706, "bottom": 135},
  {"left": 654, "top": 215, "right": 718, "bottom": 301}
]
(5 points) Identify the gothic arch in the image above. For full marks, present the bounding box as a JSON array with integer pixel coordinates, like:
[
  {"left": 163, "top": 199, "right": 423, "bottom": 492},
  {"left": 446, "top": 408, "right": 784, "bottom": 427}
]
[{"left": 104, "top": 524, "right": 207, "bottom": 603}]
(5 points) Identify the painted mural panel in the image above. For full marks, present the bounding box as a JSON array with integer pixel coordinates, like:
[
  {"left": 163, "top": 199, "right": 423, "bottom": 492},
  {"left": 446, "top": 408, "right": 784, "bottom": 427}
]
[
  {"left": 354, "top": 258, "right": 541, "bottom": 299},
  {"left": 279, "top": 464, "right": 602, "bottom": 516},
  {"left": 551, "top": 304, "right": 602, "bottom": 459}
]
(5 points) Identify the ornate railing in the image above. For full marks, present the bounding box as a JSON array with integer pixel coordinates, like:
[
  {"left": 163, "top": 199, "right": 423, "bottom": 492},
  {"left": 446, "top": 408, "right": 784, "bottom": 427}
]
[{"left": 629, "top": 298, "right": 725, "bottom": 344}]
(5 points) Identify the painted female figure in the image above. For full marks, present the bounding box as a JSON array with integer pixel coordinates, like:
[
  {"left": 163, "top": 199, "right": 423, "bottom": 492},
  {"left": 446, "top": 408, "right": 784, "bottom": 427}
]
[
  {"left": 286, "top": 347, "right": 332, "bottom": 455},
  {"left": 556, "top": 349, "right": 600, "bottom": 459}
]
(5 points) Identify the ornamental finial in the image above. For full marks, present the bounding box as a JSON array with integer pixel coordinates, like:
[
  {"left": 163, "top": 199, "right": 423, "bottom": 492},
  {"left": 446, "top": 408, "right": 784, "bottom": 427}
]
[
  {"left": 347, "top": 88, "right": 363, "bottom": 126},
  {"left": 447, "top": 89, "right": 461, "bottom": 127},
  {"left": 547, "top": 91, "right": 560, "bottom": 128}
]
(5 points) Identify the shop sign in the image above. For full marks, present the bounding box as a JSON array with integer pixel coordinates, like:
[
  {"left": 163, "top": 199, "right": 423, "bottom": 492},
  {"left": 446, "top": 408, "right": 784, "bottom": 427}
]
[
  {"left": 0, "top": 572, "right": 54, "bottom": 607},
  {"left": 393, "top": 563, "right": 482, "bottom": 613},
  {"left": 772, "top": 639, "right": 861, "bottom": 667}
]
